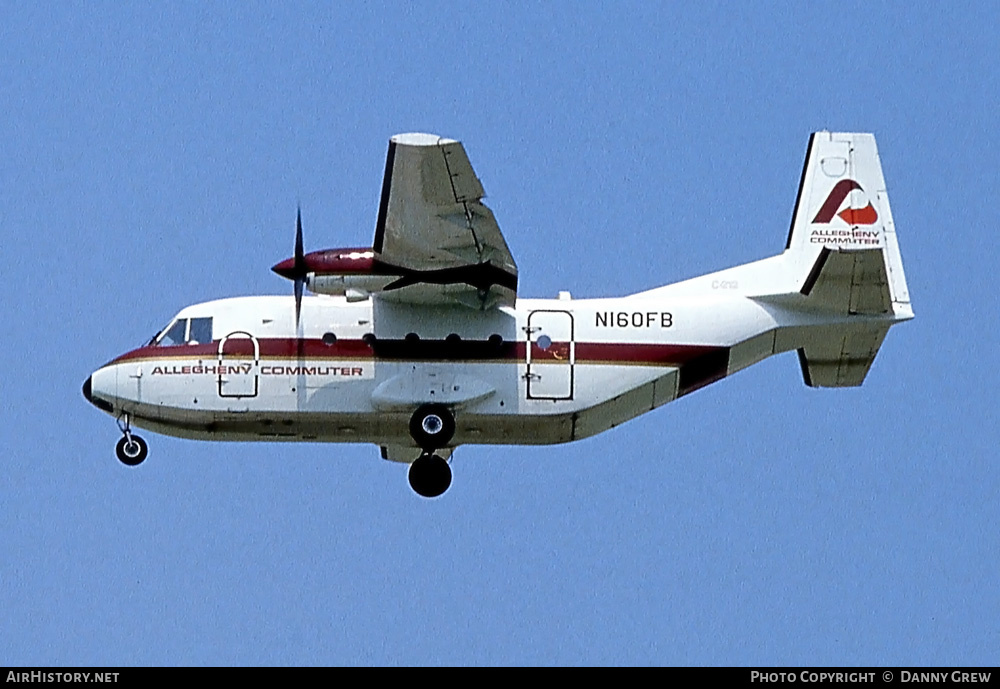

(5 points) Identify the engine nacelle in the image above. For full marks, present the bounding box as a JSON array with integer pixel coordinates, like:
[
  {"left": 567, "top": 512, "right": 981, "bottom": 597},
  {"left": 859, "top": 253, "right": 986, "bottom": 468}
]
[
  {"left": 308, "top": 273, "right": 395, "bottom": 301},
  {"left": 274, "top": 247, "right": 399, "bottom": 301},
  {"left": 273, "top": 247, "right": 376, "bottom": 278},
  {"left": 273, "top": 245, "right": 516, "bottom": 308}
]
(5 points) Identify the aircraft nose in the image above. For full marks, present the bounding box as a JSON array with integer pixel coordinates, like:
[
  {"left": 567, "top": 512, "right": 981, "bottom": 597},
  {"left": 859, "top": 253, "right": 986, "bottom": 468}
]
[{"left": 83, "top": 372, "right": 114, "bottom": 412}]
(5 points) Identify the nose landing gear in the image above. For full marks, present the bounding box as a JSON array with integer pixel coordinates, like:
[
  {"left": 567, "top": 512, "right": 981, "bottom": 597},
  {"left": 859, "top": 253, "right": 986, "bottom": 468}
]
[
  {"left": 115, "top": 414, "right": 148, "bottom": 466},
  {"left": 116, "top": 436, "right": 148, "bottom": 465},
  {"left": 407, "top": 404, "right": 455, "bottom": 498}
]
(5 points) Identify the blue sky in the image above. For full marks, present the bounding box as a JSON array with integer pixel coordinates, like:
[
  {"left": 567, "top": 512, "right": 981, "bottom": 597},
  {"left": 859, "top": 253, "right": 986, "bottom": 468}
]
[{"left": 2, "top": 2, "right": 998, "bottom": 665}]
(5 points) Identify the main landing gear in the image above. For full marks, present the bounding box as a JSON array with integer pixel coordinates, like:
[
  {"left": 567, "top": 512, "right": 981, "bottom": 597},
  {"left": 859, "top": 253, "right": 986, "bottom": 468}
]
[
  {"left": 115, "top": 414, "right": 148, "bottom": 466},
  {"left": 407, "top": 403, "right": 455, "bottom": 498}
]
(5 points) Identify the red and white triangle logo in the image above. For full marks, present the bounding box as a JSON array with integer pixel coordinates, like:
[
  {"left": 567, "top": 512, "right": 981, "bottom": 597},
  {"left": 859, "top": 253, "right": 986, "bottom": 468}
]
[{"left": 813, "top": 180, "right": 878, "bottom": 225}]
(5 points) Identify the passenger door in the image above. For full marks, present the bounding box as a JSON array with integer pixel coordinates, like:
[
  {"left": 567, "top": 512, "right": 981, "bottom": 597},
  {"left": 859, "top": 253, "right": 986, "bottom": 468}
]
[
  {"left": 525, "top": 310, "right": 574, "bottom": 400},
  {"left": 217, "top": 331, "right": 259, "bottom": 398}
]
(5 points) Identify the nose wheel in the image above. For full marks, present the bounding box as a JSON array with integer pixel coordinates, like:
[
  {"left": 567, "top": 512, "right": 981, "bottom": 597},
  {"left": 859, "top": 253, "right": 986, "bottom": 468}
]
[
  {"left": 115, "top": 435, "right": 148, "bottom": 466},
  {"left": 407, "top": 404, "right": 456, "bottom": 497},
  {"left": 115, "top": 414, "right": 148, "bottom": 466}
]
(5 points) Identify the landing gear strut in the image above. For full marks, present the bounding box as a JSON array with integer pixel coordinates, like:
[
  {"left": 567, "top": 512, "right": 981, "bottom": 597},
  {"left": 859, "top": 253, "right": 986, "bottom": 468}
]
[
  {"left": 115, "top": 414, "right": 148, "bottom": 466},
  {"left": 407, "top": 404, "right": 456, "bottom": 498}
]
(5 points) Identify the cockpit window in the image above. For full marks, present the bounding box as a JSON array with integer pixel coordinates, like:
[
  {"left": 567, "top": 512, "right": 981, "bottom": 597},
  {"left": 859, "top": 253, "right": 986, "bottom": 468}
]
[
  {"left": 155, "top": 317, "right": 213, "bottom": 346},
  {"left": 189, "top": 318, "right": 213, "bottom": 345},
  {"left": 159, "top": 320, "right": 188, "bottom": 346}
]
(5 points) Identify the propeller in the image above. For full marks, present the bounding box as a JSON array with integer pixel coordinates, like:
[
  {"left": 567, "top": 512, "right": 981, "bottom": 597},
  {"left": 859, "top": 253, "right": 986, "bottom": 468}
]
[
  {"left": 271, "top": 207, "right": 308, "bottom": 329},
  {"left": 293, "top": 207, "right": 305, "bottom": 327}
]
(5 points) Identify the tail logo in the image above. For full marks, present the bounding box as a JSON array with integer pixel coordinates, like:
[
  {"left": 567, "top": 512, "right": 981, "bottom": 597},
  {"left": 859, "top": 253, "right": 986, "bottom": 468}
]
[{"left": 812, "top": 179, "right": 879, "bottom": 225}]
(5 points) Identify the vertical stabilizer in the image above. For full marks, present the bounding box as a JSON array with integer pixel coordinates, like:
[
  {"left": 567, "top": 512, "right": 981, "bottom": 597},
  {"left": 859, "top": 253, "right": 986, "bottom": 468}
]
[
  {"left": 780, "top": 132, "right": 913, "bottom": 387},
  {"left": 783, "top": 132, "right": 911, "bottom": 317},
  {"left": 636, "top": 132, "right": 911, "bottom": 315}
]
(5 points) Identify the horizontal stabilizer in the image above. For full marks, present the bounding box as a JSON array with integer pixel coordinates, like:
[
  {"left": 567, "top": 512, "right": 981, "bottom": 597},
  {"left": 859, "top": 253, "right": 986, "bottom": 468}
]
[{"left": 797, "top": 327, "right": 888, "bottom": 388}]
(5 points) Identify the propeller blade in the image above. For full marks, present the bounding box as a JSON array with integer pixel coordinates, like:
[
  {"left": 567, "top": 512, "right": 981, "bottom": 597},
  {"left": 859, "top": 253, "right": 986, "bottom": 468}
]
[
  {"left": 294, "top": 276, "right": 304, "bottom": 328},
  {"left": 294, "top": 207, "right": 305, "bottom": 328},
  {"left": 295, "top": 207, "right": 304, "bottom": 273}
]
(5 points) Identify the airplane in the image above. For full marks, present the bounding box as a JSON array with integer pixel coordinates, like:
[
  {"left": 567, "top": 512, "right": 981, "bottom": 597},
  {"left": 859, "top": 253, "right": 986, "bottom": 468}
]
[{"left": 83, "top": 131, "right": 913, "bottom": 498}]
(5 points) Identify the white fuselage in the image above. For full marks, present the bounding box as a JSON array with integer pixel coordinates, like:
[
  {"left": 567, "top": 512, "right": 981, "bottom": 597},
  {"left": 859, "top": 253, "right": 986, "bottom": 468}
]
[{"left": 86, "top": 288, "right": 883, "bottom": 450}]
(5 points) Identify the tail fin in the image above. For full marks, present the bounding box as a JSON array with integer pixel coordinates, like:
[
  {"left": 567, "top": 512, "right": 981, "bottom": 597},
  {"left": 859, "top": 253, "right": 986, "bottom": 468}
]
[
  {"left": 780, "top": 132, "right": 913, "bottom": 387},
  {"left": 784, "top": 132, "right": 911, "bottom": 317},
  {"left": 636, "top": 132, "right": 912, "bottom": 318},
  {"left": 637, "top": 132, "right": 914, "bottom": 387}
]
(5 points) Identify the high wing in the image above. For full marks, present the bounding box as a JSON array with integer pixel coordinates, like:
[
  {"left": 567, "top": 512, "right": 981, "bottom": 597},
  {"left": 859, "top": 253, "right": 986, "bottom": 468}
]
[{"left": 372, "top": 133, "right": 518, "bottom": 309}]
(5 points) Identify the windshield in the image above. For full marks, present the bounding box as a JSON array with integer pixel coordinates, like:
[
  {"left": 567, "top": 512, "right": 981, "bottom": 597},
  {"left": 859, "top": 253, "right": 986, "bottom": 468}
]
[{"left": 153, "top": 317, "right": 213, "bottom": 346}]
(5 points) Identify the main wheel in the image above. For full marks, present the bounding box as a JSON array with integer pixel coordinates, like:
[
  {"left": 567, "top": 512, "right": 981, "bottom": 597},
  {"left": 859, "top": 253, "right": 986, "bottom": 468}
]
[
  {"left": 408, "top": 453, "right": 452, "bottom": 498},
  {"left": 409, "top": 403, "right": 455, "bottom": 450},
  {"left": 115, "top": 435, "right": 148, "bottom": 466}
]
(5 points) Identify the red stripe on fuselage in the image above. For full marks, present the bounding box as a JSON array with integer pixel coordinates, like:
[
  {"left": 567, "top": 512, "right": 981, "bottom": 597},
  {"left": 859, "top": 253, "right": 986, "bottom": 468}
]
[{"left": 108, "top": 339, "right": 726, "bottom": 367}]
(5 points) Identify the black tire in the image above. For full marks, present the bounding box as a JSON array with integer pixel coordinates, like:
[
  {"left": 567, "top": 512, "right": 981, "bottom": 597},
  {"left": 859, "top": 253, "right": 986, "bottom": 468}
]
[
  {"left": 408, "top": 454, "right": 452, "bottom": 498},
  {"left": 409, "top": 403, "right": 455, "bottom": 450},
  {"left": 115, "top": 435, "right": 148, "bottom": 466}
]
